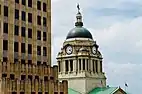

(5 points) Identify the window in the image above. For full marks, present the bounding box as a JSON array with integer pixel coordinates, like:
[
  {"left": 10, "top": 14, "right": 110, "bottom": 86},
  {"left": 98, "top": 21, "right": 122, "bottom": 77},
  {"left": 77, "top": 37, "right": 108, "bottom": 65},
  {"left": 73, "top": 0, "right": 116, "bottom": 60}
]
[
  {"left": 70, "top": 60, "right": 73, "bottom": 71},
  {"left": 95, "top": 60, "right": 98, "bottom": 73},
  {"left": 43, "top": 47, "right": 47, "bottom": 56},
  {"left": 37, "top": 1, "right": 41, "bottom": 10},
  {"left": 14, "top": 59, "right": 18, "bottom": 63},
  {"left": 28, "top": 28, "right": 32, "bottom": 38},
  {"left": 83, "top": 59, "right": 85, "bottom": 70},
  {"left": 37, "top": 46, "right": 41, "bottom": 55},
  {"left": 15, "top": 9, "right": 19, "bottom": 19},
  {"left": 43, "top": 32, "right": 46, "bottom": 41},
  {"left": 14, "top": 42, "right": 18, "bottom": 52},
  {"left": 58, "top": 61, "right": 61, "bottom": 72},
  {"left": 15, "top": 0, "right": 19, "bottom": 3},
  {"left": 2, "top": 74, "right": 7, "bottom": 78},
  {"left": 28, "top": 75, "right": 32, "bottom": 81},
  {"left": 4, "top": 6, "right": 8, "bottom": 17},
  {"left": 10, "top": 74, "right": 15, "bottom": 80},
  {"left": 37, "top": 30, "right": 41, "bottom": 40},
  {"left": 28, "top": 60, "right": 32, "bottom": 64},
  {"left": 44, "top": 76, "right": 48, "bottom": 81},
  {"left": 3, "top": 57, "right": 8, "bottom": 62},
  {"left": 21, "top": 27, "right": 26, "bottom": 37},
  {"left": 28, "top": 0, "right": 32, "bottom": 7},
  {"left": 43, "top": 3, "right": 47, "bottom": 12},
  {"left": 37, "top": 61, "right": 41, "bottom": 65},
  {"left": 3, "top": 40, "right": 8, "bottom": 50},
  {"left": 12, "top": 92, "right": 17, "bottom": 94},
  {"left": 21, "top": 75, "right": 26, "bottom": 80},
  {"left": 15, "top": 25, "right": 19, "bottom": 35},
  {"left": 20, "top": 92, "right": 24, "bottom": 94},
  {"left": 28, "top": 44, "right": 32, "bottom": 54},
  {"left": 65, "top": 60, "right": 68, "bottom": 72},
  {"left": 21, "top": 59, "right": 25, "bottom": 64},
  {"left": 54, "top": 92, "right": 58, "bottom": 94},
  {"left": 21, "top": 43, "right": 25, "bottom": 53},
  {"left": 43, "top": 17, "right": 47, "bottom": 26},
  {"left": 87, "top": 59, "right": 89, "bottom": 70},
  {"left": 100, "top": 61, "right": 102, "bottom": 72},
  {"left": 0, "top": 5, "right": 1, "bottom": 15},
  {"left": 79, "top": 59, "right": 81, "bottom": 70},
  {"left": 37, "top": 16, "right": 41, "bottom": 25},
  {"left": 22, "top": 11, "right": 26, "bottom": 21},
  {"left": 3, "top": 23, "right": 8, "bottom": 33},
  {"left": 22, "top": 0, "right": 26, "bottom": 5},
  {"left": 28, "top": 13, "right": 32, "bottom": 23}
]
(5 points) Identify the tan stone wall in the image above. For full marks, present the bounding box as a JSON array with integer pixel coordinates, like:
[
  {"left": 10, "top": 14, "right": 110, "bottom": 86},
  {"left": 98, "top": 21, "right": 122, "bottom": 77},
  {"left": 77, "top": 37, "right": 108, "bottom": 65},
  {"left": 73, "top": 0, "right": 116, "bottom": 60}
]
[{"left": 0, "top": 61, "right": 68, "bottom": 94}]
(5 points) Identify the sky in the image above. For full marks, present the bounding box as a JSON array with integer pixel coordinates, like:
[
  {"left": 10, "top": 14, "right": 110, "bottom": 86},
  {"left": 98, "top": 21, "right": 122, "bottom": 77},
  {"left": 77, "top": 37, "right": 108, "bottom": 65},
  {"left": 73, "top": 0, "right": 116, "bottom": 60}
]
[{"left": 51, "top": 0, "right": 142, "bottom": 93}]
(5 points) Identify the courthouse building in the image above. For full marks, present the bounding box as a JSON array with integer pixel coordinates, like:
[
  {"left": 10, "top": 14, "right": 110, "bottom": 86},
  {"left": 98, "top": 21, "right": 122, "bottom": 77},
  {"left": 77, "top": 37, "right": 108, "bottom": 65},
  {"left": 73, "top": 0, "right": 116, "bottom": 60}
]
[{"left": 57, "top": 5, "right": 127, "bottom": 94}]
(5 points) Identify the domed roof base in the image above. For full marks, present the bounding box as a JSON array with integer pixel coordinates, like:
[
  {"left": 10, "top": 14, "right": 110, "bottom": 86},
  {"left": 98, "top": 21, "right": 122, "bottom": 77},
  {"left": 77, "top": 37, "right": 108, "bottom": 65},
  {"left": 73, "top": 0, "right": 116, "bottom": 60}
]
[{"left": 66, "top": 26, "right": 93, "bottom": 39}]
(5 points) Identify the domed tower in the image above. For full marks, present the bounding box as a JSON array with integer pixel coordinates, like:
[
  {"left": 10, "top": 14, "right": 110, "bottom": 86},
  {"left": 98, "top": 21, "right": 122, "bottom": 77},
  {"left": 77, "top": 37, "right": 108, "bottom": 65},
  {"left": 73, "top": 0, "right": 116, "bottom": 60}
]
[{"left": 56, "top": 4, "right": 106, "bottom": 94}]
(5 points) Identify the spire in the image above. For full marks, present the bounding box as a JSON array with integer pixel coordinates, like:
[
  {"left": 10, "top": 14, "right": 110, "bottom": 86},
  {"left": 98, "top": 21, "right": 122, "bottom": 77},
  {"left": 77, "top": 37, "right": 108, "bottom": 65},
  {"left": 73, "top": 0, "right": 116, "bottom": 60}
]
[{"left": 75, "top": 4, "right": 83, "bottom": 27}]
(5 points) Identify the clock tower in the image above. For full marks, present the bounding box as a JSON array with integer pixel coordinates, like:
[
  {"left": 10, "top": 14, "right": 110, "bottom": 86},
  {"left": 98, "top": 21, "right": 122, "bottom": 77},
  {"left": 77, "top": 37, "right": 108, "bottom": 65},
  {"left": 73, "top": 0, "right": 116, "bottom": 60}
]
[{"left": 56, "top": 5, "right": 106, "bottom": 94}]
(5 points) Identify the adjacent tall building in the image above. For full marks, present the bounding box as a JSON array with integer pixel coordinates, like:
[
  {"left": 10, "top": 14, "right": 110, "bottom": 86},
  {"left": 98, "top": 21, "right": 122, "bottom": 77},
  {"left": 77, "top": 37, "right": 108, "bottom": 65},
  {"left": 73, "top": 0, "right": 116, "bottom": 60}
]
[
  {"left": 0, "top": 0, "right": 51, "bottom": 65},
  {"left": 0, "top": 0, "right": 68, "bottom": 94}
]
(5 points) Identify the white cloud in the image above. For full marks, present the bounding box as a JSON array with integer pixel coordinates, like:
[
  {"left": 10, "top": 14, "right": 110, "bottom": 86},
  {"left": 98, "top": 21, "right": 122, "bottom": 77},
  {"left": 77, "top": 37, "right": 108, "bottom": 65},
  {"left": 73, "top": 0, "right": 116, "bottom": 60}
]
[
  {"left": 91, "top": 16, "right": 142, "bottom": 54},
  {"left": 51, "top": 0, "right": 142, "bottom": 93},
  {"left": 104, "top": 62, "right": 142, "bottom": 93}
]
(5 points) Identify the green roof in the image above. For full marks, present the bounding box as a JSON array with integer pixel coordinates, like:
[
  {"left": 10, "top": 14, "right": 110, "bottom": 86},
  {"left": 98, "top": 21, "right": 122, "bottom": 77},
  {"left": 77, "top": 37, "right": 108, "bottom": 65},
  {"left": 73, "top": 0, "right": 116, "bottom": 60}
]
[
  {"left": 88, "top": 87, "right": 119, "bottom": 94},
  {"left": 68, "top": 87, "right": 128, "bottom": 94},
  {"left": 68, "top": 88, "right": 81, "bottom": 94}
]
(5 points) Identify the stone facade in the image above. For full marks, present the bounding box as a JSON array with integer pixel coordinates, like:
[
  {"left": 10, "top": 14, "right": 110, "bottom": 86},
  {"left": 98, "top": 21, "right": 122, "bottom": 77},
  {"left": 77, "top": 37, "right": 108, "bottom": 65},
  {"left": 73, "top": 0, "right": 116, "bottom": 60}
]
[
  {"left": 0, "top": 0, "right": 51, "bottom": 65},
  {"left": 0, "top": 0, "right": 68, "bottom": 94},
  {"left": 57, "top": 38, "right": 106, "bottom": 94},
  {"left": 57, "top": 7, "right": 106, "bottom": 94},
  {"left": 0, "top": 61, "right": 68, "bottom": 94}
]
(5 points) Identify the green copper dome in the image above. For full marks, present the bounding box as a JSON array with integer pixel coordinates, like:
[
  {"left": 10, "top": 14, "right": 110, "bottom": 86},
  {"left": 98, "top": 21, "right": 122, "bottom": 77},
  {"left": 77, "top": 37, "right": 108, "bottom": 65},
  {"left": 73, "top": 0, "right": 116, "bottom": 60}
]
[
  {"left": 66, "top": 26, "right": 93, "bottom": 39},
  {"left": 66, "top": 6, "right": 93, "bottom": 40}
]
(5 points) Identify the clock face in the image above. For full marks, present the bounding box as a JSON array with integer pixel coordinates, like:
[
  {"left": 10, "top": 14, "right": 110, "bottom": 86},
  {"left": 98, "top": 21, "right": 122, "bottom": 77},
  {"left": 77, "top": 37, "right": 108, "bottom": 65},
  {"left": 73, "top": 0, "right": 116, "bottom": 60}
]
[
  {"left": 66, "top": 46, "right": 73, "bottom": 55},
  {"left": 92, "top": 46, "right": 96, "bottom": 54}
]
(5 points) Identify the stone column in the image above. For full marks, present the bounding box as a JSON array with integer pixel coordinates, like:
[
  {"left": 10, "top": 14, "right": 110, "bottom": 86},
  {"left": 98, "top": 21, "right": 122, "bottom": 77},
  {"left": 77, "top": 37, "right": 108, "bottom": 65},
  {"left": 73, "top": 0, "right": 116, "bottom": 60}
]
[
  {"left": 90, "top": 59, "right": 94, "bottom": 72},
  {"left": 95, "top": 60, "right": 98, "bottom": 73},
  {"left": 62, "top": 60, "right": 65, "bottom": 73},
  {"left": 97, "top": 60, "right": 100, "bottom": 73},
  {"left": 78, "top": 59, "right": 80, "bottom": 72},
  {"left": 85, "top": 59, "right": 87, "bottom": 71},
  {"left": 81, "top": 59, "right": 83, "bottom": 71},
  {"left": 73, "top": 60, "right": 76, "bottom": 72}
]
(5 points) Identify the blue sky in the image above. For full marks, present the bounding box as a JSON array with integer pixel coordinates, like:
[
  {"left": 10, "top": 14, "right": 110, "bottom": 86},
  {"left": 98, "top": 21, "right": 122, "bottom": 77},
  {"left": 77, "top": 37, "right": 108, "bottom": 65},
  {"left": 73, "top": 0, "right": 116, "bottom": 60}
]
[{"left": 51, "top": 0, "right": 142, "bottom": 93}]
